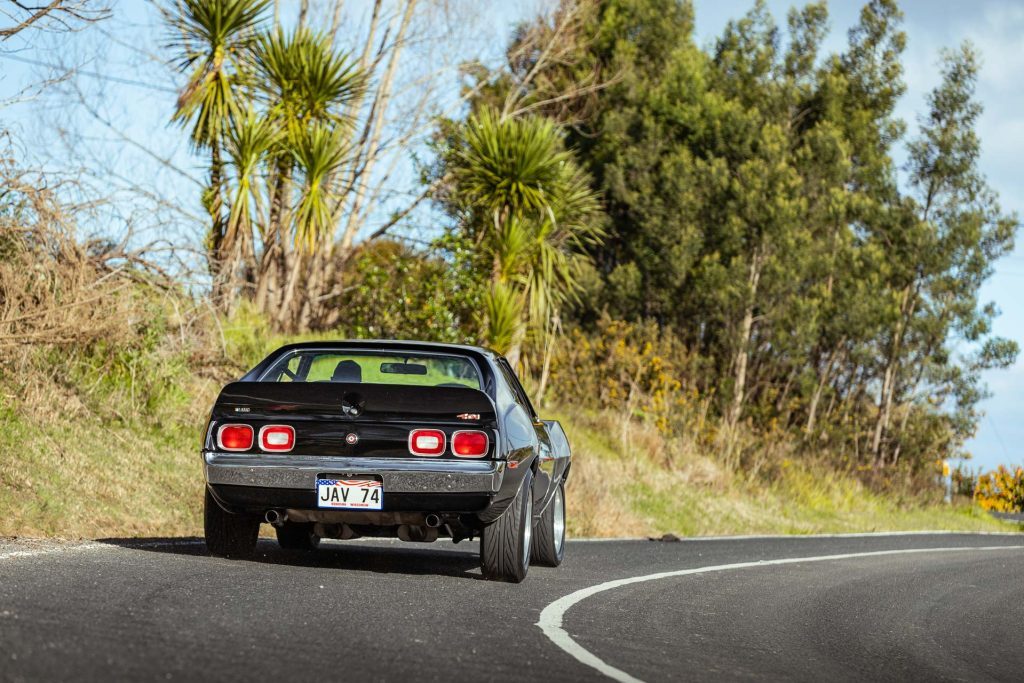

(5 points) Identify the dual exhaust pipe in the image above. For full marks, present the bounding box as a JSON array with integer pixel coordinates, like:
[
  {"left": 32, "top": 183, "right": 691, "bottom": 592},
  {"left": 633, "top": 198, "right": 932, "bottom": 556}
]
[
  {"left": 398, "top": 514, "right": 443, "bottom": 543},
  {"left": 266, "top": 509, "right": 442, "bottom": 529}
]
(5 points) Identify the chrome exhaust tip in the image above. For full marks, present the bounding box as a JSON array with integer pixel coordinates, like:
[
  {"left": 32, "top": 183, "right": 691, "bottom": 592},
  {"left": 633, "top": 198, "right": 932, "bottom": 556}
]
[{"left": 264, "top": 509, "right": 287, "bottom": 526}]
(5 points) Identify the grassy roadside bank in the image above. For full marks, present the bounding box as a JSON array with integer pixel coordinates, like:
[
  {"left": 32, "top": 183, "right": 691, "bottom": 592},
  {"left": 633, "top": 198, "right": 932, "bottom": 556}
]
[{"left": 0, "top": 391, "right": 1012, "bottom": 540}]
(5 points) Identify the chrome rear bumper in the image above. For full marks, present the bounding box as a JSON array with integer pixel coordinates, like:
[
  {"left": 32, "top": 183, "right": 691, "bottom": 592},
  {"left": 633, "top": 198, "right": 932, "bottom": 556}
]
[{"left": 203, "top": 452, "right": 504, "bottom": 494}]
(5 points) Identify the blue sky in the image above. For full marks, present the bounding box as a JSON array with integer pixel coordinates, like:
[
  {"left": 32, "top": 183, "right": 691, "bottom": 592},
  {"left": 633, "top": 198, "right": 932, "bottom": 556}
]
[{"left": 1, "top": 0, "right": 1020, "bottom": 471}]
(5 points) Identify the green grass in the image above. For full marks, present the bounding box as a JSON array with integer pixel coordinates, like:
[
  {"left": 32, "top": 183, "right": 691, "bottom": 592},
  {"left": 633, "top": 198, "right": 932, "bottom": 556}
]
[
  {"left": 0, "top": 306, "right": 1017, "bottom": 539},
  {"left": 557, "top": 409, "right": 1018, "bottom": 538},
  {"left": 0, "top": 400, "right": 203, "bottom": 538}
]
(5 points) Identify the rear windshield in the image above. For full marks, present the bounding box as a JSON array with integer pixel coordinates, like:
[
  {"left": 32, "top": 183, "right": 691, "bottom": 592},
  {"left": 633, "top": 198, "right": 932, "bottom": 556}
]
[{"left": 261, "top": 350, "right": 482, "bottom": 390}]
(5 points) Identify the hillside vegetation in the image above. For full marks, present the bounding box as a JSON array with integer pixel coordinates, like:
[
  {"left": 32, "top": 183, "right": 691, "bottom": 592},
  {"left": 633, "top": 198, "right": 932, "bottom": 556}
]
[
  {"left": 2, "top": 0, "right": 1022, "bottom": 539},
  {"left": 0, "top": 363, "right": 1007, "bottom": 539},
  {"left": 0, "top": 255, "right": 1007, "bottom": 538}
]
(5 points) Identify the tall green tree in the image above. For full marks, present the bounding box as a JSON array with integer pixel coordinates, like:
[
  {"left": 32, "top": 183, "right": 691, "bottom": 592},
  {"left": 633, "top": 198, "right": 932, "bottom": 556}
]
[
  {"left": 169, "top": 0, "right": 270, "bottom": 303},
  {"left": 466, "top": 0, "right": 1019, "bottom": 472},
  {"left": 869, "top": 43, "right": 1018, "bottom": 465},
  {"left": 442, "top": 108, "right": 601, "bottom": 379},
  {"left": 248, "top": 27, "right": 365, "bottom": 329}
]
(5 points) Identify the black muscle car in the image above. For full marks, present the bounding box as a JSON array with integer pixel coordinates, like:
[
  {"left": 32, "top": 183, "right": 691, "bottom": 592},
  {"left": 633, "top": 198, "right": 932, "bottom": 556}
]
[{"left": 201, "top": 340, "right": 570, "bottom": 582}]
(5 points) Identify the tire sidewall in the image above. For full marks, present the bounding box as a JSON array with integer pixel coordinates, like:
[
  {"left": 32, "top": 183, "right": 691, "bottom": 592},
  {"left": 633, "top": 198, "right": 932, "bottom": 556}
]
[
  {"left": 552, "top": 482, "right": 566, "bottom": 563},
  {"left": 204, "top": 488, "right": 258, "bottom": 558},
  {"left": 519, "top": 469, "right": 534, "bottom": 576}
]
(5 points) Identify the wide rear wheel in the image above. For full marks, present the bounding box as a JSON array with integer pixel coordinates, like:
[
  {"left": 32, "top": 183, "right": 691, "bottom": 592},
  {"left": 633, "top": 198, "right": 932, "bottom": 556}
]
[
  {"left": 531, "top": 480, "right": 565, "bottom": 567},
  {"left": 204, "top": 488, "right": 259, "bottom": 559},
  {"left": 481, "top": 469, "right": 534, "bottom": 583}
]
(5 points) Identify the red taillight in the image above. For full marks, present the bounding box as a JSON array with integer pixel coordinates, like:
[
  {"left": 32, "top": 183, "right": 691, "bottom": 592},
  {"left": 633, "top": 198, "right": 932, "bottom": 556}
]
[
  {"left": 452, "top": 430, "right": 489, "bottom": 458},
  {"left": 409, "top": 429, "right": 446, "bottom": 456},
  {"left": 259, "top": 425, "right": 295, "bottom": 453},
  {"left": 218, "top": 424, "right": 253, "bottom": 452}
]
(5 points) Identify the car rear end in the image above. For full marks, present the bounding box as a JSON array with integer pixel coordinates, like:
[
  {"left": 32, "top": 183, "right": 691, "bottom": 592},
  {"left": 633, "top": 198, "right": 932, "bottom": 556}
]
[{"left": 202, "top": 345, "right": 507, "bottom": 543}]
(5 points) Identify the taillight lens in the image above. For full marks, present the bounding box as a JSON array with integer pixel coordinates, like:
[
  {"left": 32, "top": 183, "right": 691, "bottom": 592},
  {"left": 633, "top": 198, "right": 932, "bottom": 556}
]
[
  {"left": 259, "top": 425, "right": 295, "bottom": 453},
  {"left": 218, "top": 424, "right": 253, "bottom": 452},
  {"left": 408, "top": 429, "right": 446, "bottom": 456},
  {"left": 452, "top": 430, "right": 489, "bottom": 458}
]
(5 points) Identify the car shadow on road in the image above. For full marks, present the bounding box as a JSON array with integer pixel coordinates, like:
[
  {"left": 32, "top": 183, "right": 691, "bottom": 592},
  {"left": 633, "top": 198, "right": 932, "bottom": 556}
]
[{"left": 96, "top": 537, "right": 487, "bottom": 580}]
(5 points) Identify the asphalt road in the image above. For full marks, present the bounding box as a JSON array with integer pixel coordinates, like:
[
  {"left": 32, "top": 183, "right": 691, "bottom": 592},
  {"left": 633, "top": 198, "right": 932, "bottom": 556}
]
[{"left": 1, "top": 532, "right": 1022, "bottom": 682}]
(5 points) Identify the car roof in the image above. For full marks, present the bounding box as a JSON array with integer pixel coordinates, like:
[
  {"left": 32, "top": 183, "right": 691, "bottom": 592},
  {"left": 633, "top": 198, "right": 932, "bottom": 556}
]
[{"left": 269, "top": 339, "right": 500, "bottom": 360}]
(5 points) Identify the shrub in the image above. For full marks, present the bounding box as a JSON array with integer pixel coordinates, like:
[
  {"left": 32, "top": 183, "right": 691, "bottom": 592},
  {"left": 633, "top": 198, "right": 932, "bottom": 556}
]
[
  {"left": 547, "top": 315, "right": 710, "bottom": 438},
  {"left": 974, "top": 465, "right": 1024, "bottom": 513},
  {"left": 333, "top": 239, "right": 481, "bottom": 343},
  {"left": 0, "top": 166, "right": 224, "bottom": 426}
]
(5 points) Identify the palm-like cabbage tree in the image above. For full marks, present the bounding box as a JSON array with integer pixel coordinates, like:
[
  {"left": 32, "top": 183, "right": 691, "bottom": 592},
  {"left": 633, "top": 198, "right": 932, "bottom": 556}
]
[
  {"left": 169, "top": 2, "right": 366, "bottom": 326},
  {"left": 169, "top": 0, "right": 269, "bottom": 289},
  {"left": 250, "top": 27, "right": 363, "bottom": 242},
  {"left": 248, "top": 27, "right": 365, "bottom": 326},
  {"left": 292, "top": 123, "right": 352, "bottom": 250},
  {"left": 251, "top": 27, "right": 365, "bottom": 135},
  {"left": 223, "top": 109, "right": 280, "bottom": 275},
  {"left": 449, "top": 108, "right": 601, "bottom": 374}
]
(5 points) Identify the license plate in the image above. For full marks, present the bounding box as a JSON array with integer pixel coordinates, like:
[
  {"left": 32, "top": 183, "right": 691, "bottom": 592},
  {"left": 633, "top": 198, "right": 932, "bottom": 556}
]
[{"left": 316, "top": 478, "right": 383, "bottom": 510}]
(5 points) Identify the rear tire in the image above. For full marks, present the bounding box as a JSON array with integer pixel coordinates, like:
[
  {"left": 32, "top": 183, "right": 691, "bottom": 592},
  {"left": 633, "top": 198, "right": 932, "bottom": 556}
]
[
  {"left": 531, "top": 480, "right": 566, "bottom": 567},
  {"left": 276, "top": 522, "right": 321, "bottom": 551},
  {"left": 204, "top": 488, "right": 259, "bottom": 559},
  {"left": 481, "top": 469, "right": 533, "bottom": 583}
]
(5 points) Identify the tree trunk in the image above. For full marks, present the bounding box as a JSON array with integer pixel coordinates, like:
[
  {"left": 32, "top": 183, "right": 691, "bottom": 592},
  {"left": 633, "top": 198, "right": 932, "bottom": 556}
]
[
  {"left": 297, "top": 248, "right": 325, "bottom": 331},
  {"left": 338, "top": 0, "right": 417, "bottom": 254},
  {"left": 871, "top": 286, "right": 915, "bottom": 466},
  {"left": 256, "top": 157, "right": 292, "bottom": 320},
  {"left": 726, "top": 249, "right": 764, "bottom": 430},
  {"left": 277, "top": 249, "right": 305, "bottom": 331},
  {"left": 330, "top": 0, "right": 345, "bottom": 41},
  {"left": 505, "top": 336, "right": 523, "bottom": 370},
  {"left": 535, "top": 315, "right": 560, "bottom": 407},
  {"left": 806, "top": 341, "right": 845, "bottom": 434},
  {"left": 208, "top": 144, "right": 228, "bottom": 307}
]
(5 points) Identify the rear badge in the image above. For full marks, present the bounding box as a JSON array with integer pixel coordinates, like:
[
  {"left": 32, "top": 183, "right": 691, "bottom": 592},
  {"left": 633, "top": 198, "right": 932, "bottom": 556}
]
[
  {"left": 456, "top": 413, "right": 480, "bottom": 421},
  {"left": 345, "top": 433, "right": 359, "bottom": 445}
]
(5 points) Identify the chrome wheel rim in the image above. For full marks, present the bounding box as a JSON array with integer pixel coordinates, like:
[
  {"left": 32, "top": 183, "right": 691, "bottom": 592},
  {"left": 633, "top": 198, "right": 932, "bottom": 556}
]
[
  {"left": 522, "top": 490, "right": 533, "bottom": 571},
  {"left": 553, "top": 485, "right": 565, "bottom": 555}
]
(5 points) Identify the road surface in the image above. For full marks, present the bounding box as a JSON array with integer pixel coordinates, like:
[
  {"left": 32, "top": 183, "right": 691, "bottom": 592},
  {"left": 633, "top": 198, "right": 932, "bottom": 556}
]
[{"left": 1, "top": 532, "right": 1022, "bottom": 682}]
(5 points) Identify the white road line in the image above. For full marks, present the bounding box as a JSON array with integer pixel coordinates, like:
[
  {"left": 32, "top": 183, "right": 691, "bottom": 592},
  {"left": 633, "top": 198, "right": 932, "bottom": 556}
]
[
  {"left": 536, "top": 544, "right": 1024, "bottom": 683},
  {"left": 676, "top": 530, "right": 1024, "bottom": 540},
  {"left": 0, "top": 539, "right": 206, "bottom": 561},
  {"left": 124, "top": 539, "right": 206, "bottom": 549},
  {"left": 570, "top": 530, "right": 1023, "bottom": 542},
  {"left": 0, "top": 542, "right": 108, "bottom": 561}
]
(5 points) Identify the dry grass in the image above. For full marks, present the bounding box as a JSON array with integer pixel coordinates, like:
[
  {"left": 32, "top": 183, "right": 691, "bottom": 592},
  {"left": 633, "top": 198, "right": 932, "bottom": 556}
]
[
  {"left": 556, "top": 406, "right": 1015, "bottom": 538},
  {"left": 0, "top": 207, "right": 1012, "bottom": 540},
  {"left": 0, "top": 390, "right": 1013, "bottom": 540}
]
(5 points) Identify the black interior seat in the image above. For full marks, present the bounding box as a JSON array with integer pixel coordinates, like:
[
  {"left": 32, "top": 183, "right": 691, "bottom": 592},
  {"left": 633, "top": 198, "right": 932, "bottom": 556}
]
[{"left": 331, "top": 359, "right": 362, "bottom": 383}]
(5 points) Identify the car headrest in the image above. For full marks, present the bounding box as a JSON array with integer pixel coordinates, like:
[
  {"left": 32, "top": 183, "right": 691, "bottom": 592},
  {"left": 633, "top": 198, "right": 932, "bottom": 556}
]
[{"left": 331, "top": 359, "right": 362, "bottom": 383}]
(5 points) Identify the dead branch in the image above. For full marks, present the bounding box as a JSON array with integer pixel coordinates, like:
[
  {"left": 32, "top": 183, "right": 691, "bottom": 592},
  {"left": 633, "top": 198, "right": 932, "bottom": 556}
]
[{"left": 0, "top": 0, "right": 109, "bottom": 40}]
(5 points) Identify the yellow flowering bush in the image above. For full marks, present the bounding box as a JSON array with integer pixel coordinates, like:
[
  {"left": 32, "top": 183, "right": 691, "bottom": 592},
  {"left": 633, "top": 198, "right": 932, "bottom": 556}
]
[
  {"left": 974, "top": 465, "right": 1024, "bottom": 512},
  {"left": 547, "top": 315, "right": 707, "bottom": 437}
]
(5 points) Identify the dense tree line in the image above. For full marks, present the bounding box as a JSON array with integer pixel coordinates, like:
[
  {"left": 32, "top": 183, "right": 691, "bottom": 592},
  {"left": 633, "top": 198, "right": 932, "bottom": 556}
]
[
  {"left": 457, "top": 0, "right": 1017, "bottom": 471},
  {"left": 168, "top": 0, "right": 1017, "bottom": 475}
]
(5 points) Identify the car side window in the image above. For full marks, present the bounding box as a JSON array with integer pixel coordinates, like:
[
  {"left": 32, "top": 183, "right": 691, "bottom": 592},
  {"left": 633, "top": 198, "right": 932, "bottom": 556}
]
[
  {"left": 271, "top": 355, "right": 302, "bottom": 382},
  {"left": 497, "top": 358, "right": 538, "bottom": 421}
]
